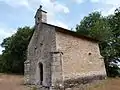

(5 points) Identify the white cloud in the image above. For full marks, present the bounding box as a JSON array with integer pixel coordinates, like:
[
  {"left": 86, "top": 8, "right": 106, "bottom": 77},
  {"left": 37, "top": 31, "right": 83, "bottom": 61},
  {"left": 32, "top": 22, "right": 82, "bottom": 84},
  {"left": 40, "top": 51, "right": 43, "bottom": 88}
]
[
  {"left": 52, "top": 20, "right": 69, "bottom": 29},
  {"left": 56, "top": 20, "right": 69, "bottom": 29},
  {"left": 0, "top": 0, "right": 29, "bottom": 8},
  {"left": 101, "top": 7, "right": 117, "bottom": 16},
  {"left": 73, "top": 0, "right": 84, "bottom": 4},
  {"left": 0, "top": 0, "right": 70, "bottom": 14},
  {"left": 93, "top": 7, "right": 115, "bottom": 16},
  {"left": 54, "top": 3, "right": 69, "bottom": 13},
  {"left": 39, "top": 0, "right": 70, "bottom": 14},
  {"left": 102, "top": 0, "right": 120, "bottom": 16},
  {"left": 41, "top": 0, "right": 69, "bottom": 28},
  {"left": 90, "top": 0, "right": 120, "bottom": 6},
  {"left": 102, "top": 0, "right": 120, "bottom": 6},
  {"left": 0, "top": 25, "right": 16, "bottom": 54},
  {"left": 1, "top": 0, "right": 69, "bottom": 29},
  {"left": 47, "top": 11, "right": 68, "bottom": 29},
  {"left": 90, "top": 0, "right": 100, "bottom": 3},
  {"left": 90, "top": 0, "right": 120, "bottom": 16},
  {"left": 0, "top": 0, "right": 69, "bottom": 28}
]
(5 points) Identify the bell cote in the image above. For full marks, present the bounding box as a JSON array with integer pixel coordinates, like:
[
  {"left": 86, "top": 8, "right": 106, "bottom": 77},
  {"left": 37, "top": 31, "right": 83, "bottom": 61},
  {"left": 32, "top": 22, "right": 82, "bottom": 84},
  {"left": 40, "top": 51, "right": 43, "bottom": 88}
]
[{"left": 35, "top": 5, "right": 47, "bottom": 25}]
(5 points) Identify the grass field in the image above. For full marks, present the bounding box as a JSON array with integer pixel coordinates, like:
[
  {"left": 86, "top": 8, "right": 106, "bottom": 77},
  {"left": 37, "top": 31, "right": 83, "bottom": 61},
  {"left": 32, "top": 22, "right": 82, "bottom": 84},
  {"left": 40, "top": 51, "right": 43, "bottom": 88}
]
[
  {"left": 0, "top": 73, "right": 29, "bottom": 90},
  {"left": 88, "top": 77, "right": 120, "bottom": 90},
  {"left": 0, "top": 74, "right": 120, "bottom": 90}
]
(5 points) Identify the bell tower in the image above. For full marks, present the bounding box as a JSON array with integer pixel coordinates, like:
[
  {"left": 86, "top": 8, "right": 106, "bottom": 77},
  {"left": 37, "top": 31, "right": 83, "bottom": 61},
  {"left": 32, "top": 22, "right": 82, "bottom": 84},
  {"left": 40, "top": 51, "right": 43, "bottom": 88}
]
[{"left": 35, "top": 5, "right": 47, "bottom": 25}]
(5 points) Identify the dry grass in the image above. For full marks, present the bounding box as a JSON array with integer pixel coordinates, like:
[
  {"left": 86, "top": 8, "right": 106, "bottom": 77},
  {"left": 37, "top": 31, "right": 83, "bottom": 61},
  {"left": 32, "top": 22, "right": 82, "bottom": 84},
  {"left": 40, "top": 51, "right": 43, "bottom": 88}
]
[
  {"left": 0, "top": 73, "right": 120, "bottom": 90},
  {"left": 0, "top": 73, "right": 29, "bottom": 90},
  {"left": 88, "top": 78, "right": 120, "bottom": 90}
]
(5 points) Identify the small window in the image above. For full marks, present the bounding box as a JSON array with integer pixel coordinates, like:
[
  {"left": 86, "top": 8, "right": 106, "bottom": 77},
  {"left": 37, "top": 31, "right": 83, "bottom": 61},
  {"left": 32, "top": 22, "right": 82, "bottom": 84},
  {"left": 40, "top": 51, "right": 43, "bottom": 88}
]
[
  {"left": 39, "top": 62, "right": 43, "bottom": 85},
  {"left": 88, "top": 52, "right": 92, "bottom": 55},
  {"left": 38, "top": 17, "right": 40, "bottom": 21}
]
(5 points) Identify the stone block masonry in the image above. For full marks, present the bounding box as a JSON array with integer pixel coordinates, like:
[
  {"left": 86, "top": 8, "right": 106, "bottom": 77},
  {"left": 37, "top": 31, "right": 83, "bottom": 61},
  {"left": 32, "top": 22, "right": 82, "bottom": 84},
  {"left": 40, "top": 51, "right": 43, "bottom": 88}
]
[{"left": 24, "top": 6, "right": 106, "bottom": 90}]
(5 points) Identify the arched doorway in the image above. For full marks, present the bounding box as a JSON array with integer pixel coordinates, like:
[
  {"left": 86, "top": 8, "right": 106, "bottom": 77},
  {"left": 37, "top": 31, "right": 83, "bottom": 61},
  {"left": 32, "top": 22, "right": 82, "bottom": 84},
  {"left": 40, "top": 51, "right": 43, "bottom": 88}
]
[{"left": 39, "top": 62, "right": 43, "bottom": 85}]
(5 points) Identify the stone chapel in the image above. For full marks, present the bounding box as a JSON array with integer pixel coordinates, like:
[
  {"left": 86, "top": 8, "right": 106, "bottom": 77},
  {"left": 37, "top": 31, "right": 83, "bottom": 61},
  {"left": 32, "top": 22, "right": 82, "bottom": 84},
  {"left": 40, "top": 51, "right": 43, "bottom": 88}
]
[{"left": 24, "top": 6, "right": 106, "bottom": 90}]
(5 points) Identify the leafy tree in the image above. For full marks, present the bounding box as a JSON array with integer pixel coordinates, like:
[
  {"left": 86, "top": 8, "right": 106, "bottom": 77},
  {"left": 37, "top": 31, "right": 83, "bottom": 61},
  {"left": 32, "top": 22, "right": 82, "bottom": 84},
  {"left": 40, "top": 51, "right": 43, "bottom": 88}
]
[
  {"left": 0, "top": 26, "right": 34, "bottom": 74},
  {"left": 108, "top": 8, "right": 120, "bottom": 57},
  {"left": 76, "top": 10, "right": 120, "bottom": 77},
  {"left": 76, "top": 12, "right": 101, "bottom": 36}
]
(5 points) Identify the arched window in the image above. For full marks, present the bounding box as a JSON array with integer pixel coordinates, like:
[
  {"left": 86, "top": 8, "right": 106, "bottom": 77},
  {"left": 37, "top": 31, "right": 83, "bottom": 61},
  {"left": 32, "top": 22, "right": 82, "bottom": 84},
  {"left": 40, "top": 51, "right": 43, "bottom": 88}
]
[{"left": 39, "top": 62, "right": 43, "bottom": 85}]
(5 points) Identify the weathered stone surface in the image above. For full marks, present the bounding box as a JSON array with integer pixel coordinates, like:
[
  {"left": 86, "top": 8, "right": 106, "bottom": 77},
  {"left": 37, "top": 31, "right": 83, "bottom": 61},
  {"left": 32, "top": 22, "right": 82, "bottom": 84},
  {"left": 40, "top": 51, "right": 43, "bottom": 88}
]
[
  {"left": 56, "top": 31, "right": 106, "bottom": 81},
  {"left": 25, "top": 23, "right": 56, "bottom": 86},
  {"left": 24, "top": 6, "right": 106, "bottom": 90}
]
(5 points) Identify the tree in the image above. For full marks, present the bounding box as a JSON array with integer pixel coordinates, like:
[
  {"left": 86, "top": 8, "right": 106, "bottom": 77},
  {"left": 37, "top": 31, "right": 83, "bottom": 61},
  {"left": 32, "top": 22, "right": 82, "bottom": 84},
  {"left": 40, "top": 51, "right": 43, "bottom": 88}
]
[
  {"left": 76, "top": 11, "right": 112, "bottom": 41},
  {"left": 0, "top": 26, "right": 34, "bottom": 74},
  {"left": 76, "top": 12, "right": 102, "bottom": 36},
  {"left": 108, "top": 8, "right": 120, "bottom": 57},
  {"left": 76, "top": 10, "right": 120, "bottom": 77}
]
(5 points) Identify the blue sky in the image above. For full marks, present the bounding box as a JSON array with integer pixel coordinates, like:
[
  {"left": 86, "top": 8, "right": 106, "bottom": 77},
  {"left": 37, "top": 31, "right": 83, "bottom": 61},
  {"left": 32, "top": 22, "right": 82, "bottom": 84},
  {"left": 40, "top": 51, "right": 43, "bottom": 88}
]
[{"left": 0, "top": 0, "right": 120, "bottom": 54}]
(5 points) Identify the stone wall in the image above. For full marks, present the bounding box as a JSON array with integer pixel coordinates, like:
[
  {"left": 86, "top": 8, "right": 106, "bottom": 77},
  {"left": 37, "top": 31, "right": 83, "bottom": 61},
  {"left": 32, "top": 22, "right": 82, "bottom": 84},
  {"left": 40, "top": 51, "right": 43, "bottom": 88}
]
[
  {"left": 25, "top": 22, "right": 106, "bottom": 90},
  {"left": 33, "top": 23, "right": 57, "bottom": 86},
  {"left": 24, "top": 23, "right": 42, "bottom": 84},
  {"left": 24, "top": 23, "right": 57, "bottom": 86},
  {"left": 51, "top": 52, "right": 64, "bottom": 88},
  {"left": 56, "top": 31, "right": 106, "bottom": 81}
]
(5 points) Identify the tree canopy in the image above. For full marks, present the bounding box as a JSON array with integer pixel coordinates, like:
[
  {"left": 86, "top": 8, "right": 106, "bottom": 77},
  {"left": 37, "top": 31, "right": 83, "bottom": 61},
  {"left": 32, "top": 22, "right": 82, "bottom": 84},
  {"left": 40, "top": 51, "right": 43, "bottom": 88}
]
[
  {"left": 76, "top": 7, "right": 120, "bottom": 77},
  {"left": 0, "top": 26, "right": 34, "bottom": 74}
]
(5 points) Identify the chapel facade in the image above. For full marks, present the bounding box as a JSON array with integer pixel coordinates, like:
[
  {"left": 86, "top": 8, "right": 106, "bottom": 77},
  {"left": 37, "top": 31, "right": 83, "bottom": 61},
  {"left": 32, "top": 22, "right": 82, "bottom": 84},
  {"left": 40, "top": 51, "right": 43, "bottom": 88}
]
[{"left": 24, "top": 6, "right": 106, "bottom": 90}]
